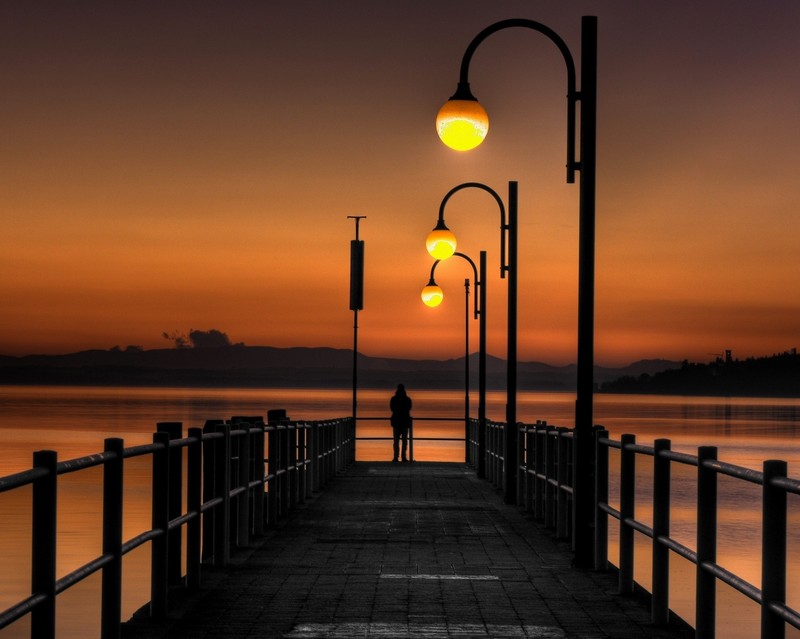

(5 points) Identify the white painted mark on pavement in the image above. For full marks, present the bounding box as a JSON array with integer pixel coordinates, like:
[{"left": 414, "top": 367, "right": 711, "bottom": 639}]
[
  {"left": 379, "top": 573, "right": 500, "bottom": 581},
  {"left": 283, "top": 622, "right": 567, "bottom": 638}
]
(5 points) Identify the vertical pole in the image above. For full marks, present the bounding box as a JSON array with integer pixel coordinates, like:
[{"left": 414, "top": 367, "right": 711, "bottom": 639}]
[
  {"left": 573, "top": 13, "right": 598, "bottom": 571},
  {"left": 696, "top": 446, "right": 718, "bottom": 639},
  {"left": 545, "top": 428, "right": 557, "bottom": 528},
  {"left": 101, "top": 438, "right": 124, "bottom": 639},
  {"left": 504, "top": 180, "right": 518, "bottom": 504},
  {"left": 618, "top": 434, "right": 635, "bottom": 594},
  {"left": 651, "top": 439, "right": 671, "bottom": 624},
  {"left": 593, "top": 428, "right": 608, "bottom": 564},
  {"left": 464, "top": 277, "right": 470, "bottom": 463},
  {"left": 534, "top": 425, "right": 546, "bottom": 520},
  {"left": 348, "top": 215, "right": 366, "bottom": 459},
  {"left": 201, "top": 420, "right": 221, "bottom": 562},
  {"left": 213, "top": 423, "right": 231, "bottom": 567},
  {"left": 31, "top": 450, "right": 57, "bottom": 639},
  {"left": 253, "top": 425, "right": 266, "bottom": 535},
  {"left": 268, "top": 425, "right": 279, "bottom": 524},
  {"left": 150, "top": 431, "right": 170, "bottom": 619},
  {"left": 478, "top": 250, "right": 487, "bottom": 479},
  {"left": 309, "top": 423, "right": 319, "bottom": 493},
  {"left": 186, "top": 428, "right": 202, "bottom": 591},
  {"left": 556, "top": 426, "right": 571, "bottom": 539},
  {"left": 761, "top": 459, "right": 787, "bottom": 639},
  {"left": 157, "top": 422, "right": 182, "bottom": 585},
  {"left": 237, "top": 426, "right": 251, "bottom": 547}
]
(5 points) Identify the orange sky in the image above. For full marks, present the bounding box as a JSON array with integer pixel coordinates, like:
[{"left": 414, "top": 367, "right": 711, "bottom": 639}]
[{"left": 1, "top": 1, "right": 799, "bottom": 366}]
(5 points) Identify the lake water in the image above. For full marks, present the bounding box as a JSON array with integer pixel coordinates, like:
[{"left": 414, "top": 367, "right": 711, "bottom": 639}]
[{"left": 2, "top": 385, "right": 800, "bottom": 638}]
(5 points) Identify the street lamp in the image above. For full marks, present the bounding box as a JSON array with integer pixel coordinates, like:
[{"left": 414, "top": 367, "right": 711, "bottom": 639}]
[
  {"left": 435, "top": 17, "right": 597, "bottom": 568},
  {"left": 421, "top": 251, "right": 486, "bottom": 469},
  {"left": 426, "top": 181, "right": 514, "bottom": 485}
]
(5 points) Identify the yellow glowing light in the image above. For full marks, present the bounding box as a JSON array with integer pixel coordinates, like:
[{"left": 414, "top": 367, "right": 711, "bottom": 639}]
[
  {"left": 421, "top": 284, "right": 444, "bottom": 308},
  {"left": 436, "top": 99, "right": 489, "bottom": 151},
  {"left": 426, "top": 227, "right": 457, "bottom": 260}
]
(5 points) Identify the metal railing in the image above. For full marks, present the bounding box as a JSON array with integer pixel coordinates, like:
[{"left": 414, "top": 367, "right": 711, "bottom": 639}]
[
  {"left": 356, "top": 416, "right": 467, "bottom": 462},
  {"left": 512, "top": 418, "right": 800, "bottom": 639},
  {"left": 0, "top": 416, "right": 355, "bottom": 639},
  {"left": 595, "top": 431, "right": 800, "bottom": 639}
]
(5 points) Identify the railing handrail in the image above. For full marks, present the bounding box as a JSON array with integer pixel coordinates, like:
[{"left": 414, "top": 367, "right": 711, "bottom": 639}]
[
  {"left": 0, "top": 415, "right": 356, "bottom": 639},
  {"left": 593, "top": 429, "right": 800, "bottom": 638}
]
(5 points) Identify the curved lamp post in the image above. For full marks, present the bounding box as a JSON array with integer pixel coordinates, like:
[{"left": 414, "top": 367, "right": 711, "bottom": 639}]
[
  {"left": 434, "top": 17, "right": 597, "bottom": 568},
  {"left": 422, "top": 251, "right": 487, "bottom": 472},
  {"left": 426, "top": 181, "right": 515, "bottom": 487}
]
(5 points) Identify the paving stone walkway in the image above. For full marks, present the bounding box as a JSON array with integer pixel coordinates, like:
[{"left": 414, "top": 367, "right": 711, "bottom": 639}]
[{"left": 122, "top": 462, "right": 694, "bottom": 638}]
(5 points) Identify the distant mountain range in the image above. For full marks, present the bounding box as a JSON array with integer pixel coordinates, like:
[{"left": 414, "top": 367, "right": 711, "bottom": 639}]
[{"left": 0, "top": 345, "right": 680, "bottom": 391}]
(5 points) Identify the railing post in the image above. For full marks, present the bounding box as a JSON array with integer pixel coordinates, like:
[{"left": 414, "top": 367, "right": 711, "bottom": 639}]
[
  {"left": 186, "top": 428, "right": 202, "bottom": 590},
  {"left": 516, "top": 424, "right": 525, "bottom": 508},
  {"left": 237, "top": 425, "right": 251, "bottom": 547},
  {"left": 618, "top": 433, "right": 636, "bottom": 594},
  {"left": 253, "top": 425, "right": 266, "bottom": 535},
  {"left": 524, "top": 426, "right": 534, "bottom": 513},
  {"left": 544, "top": 427, "right": 557, "bottom": 529},
  {"left": 101, "top": 438, "right": 124, "bottom": 639},
  {"left": 696, "top": 445, "right": 718, "bottom": 639},
  {"left": 150, "top": 431, "right": 170, "bottom": 619},
  {"left": 555, "top": 427, "right": 570, "bottom": 540},
  {"left": 202, "top": 420, "right": 222, "bottom": 562},
  {"left": 31, "top": 449, "right": 57, "bottom": 639},
  {"left": 761, "top": 459, "right": 787, "bottom": 639},
  {"left": 268, "top": 425, "right": 279, "bottom": 525},
  {"left": 213, "top": 423, "right": 231, "bottom": 566},
  {"left": 593, "top": 428, "right": 608, "bottom": 569},
  {"left": 157, "top": 422, "right": 182, "bottom": 585},
  {"left": 534, "top": 424, "right": 546, "bottom": 520},
  {"left": 310, "top": 422, "right": 320, "bottom": 492},
  {"left": 280, "top": 425, "right": 290, "bottom": 513},
  {"left": 289, "top": 425, "right": 298, "bottom": 509},
  {"left": 298, "top": 424, "right": 307, "bottom": 503},
  {"left": 651, "top": 438, "right": 671, "bottom": 625}
]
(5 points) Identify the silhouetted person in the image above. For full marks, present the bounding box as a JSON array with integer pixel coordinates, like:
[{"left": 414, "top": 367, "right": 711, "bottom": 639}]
[{"left": 389, "top": 383, "right": 412, "bottom": 462}]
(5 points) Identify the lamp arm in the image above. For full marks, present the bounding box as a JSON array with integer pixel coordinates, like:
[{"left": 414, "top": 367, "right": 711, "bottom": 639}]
[
  {"left": 428, "top": 259, "right": 441, "bottom": 284},
  {"left": 455, "top": 19, "right": 579, "bottom": 183},
  {"left": 453, "top": 252, "right": 480, "bottom": 319},
  {"left": 438, "top": 181, "right": 507, "bottom": 279}
]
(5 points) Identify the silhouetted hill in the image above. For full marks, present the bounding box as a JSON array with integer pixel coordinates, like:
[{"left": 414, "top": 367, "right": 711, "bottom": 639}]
[
  {"left": 0, "top": 346, "right": 681, "bottom": 391},
  {"left": 600, "top": 351, "right": 800, "bottom": 398}
]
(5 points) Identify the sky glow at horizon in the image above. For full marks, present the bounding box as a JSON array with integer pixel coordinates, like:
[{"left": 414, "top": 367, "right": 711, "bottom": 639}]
[{"left": 1, "top": 1, "right": 799, "bottom": 367}]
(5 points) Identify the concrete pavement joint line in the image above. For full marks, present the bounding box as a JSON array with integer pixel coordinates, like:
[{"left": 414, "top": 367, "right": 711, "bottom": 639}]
[
  {"left": 379, "top": 573, "right": 500, "bottom": 581},
  {"left": 283, "top": 622, "right": 567, "bottom": 638}
]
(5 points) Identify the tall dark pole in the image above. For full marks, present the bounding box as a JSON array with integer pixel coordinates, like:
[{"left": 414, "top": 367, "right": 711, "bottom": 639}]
[
  {"left": 504, "top": 182, "right": 518, "bottom": 503},
  {"left": 348, "top": 216, "right": 366, "bottom": 429},
  {"left": 464, "top": 277, "right": 470, "bottom": 463},
  {"left": 477, "top": 250, "right": 487, "bottom": 479},
  {"left": 573, "top": 16, "right": 598, "bottom": 570}
]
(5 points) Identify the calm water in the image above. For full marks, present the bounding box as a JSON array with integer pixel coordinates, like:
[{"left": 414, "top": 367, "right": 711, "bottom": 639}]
[{"left": 2, "top": 385, "right": 800, "bottom": 638}]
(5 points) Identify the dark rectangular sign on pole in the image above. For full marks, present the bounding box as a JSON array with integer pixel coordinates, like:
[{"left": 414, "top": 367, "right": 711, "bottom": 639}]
[{"left": 349, "top": 239, "right": 364, "bottom": 311}]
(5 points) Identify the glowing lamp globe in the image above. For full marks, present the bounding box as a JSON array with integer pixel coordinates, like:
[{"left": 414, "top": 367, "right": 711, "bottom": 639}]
[
  {"left": 436, "top": 99, "right": 489, "bottom": 151},
  {"left": 426, "top": 222, "right": 457, "bottom": 260},
  {"left": 421, "top": 283, "right": 444, "bottom": 308}
]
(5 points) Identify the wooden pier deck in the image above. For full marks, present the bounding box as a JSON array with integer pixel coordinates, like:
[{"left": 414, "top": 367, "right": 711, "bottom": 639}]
[{"left": 122, "top": 461, "right": 694, "bottom": 639}]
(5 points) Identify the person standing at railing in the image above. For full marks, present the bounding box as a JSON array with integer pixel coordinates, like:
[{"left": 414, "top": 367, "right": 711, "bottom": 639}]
[{"left": 389, "top": 384, "right": 413, "bottom": 462}]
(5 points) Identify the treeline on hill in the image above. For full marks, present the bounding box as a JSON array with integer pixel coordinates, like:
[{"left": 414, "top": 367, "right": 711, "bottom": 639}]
[{"left": 600, "top": 351, "right": 800, "bottom": 397}]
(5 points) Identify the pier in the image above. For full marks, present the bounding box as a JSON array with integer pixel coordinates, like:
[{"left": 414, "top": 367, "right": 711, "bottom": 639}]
[
  {"left": 121, "top": 460, "right": 692, "bottom": 639},
  {"left": 1, "top": 413, "right": 799, "bottom": 638}
]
